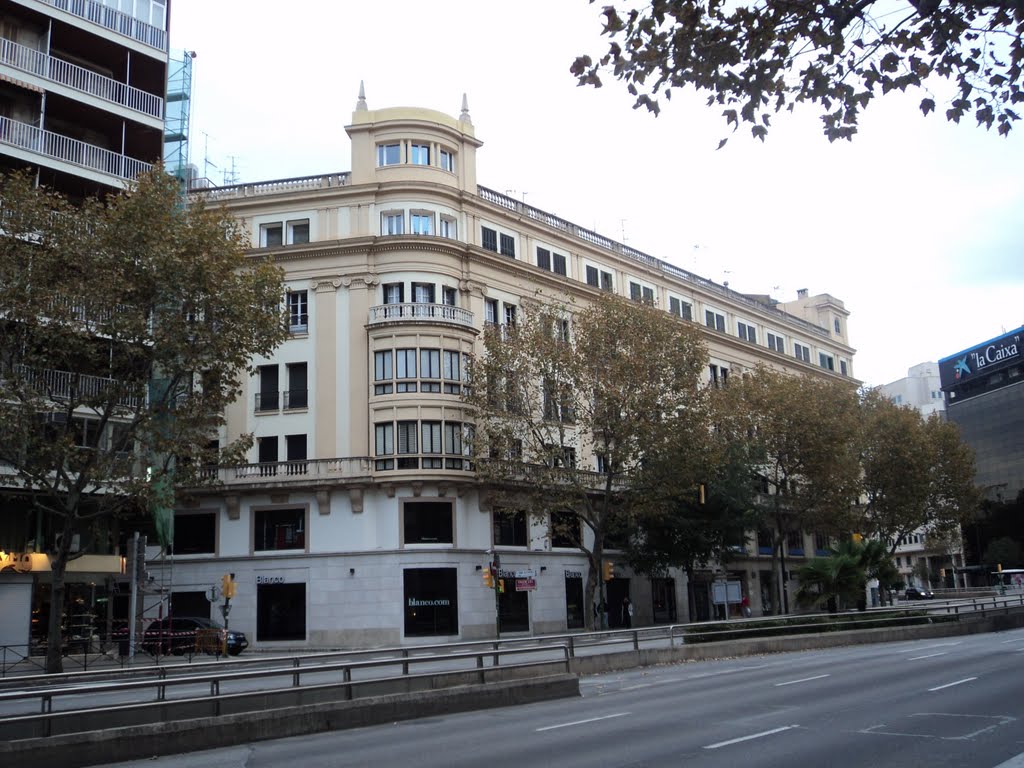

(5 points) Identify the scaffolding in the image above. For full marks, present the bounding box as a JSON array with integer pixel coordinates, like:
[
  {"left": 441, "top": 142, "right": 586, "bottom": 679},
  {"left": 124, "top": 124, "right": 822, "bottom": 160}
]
[{"left": 163, "top": 50, "right": 195, "bottom": 191}]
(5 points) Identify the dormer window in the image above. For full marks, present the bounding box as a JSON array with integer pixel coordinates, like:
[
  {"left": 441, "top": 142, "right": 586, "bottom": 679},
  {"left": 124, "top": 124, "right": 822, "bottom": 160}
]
[{"left": 377, "top": 144, "right": 401, "bottom": 166}]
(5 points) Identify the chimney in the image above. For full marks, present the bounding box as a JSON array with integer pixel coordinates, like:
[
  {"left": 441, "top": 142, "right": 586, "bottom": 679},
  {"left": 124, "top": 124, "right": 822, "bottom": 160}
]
[{"left": 797, "top": 288, "right": 808, "bottom": 299}]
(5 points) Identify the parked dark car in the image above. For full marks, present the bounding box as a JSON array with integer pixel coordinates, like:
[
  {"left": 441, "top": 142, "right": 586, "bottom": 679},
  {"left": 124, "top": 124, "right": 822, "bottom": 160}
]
[
  {"left": 904, "top": 586, "right": 934, "bottom": 600},
  {"left": 141, "top": 617, "right": 248, "bottom": 656}
]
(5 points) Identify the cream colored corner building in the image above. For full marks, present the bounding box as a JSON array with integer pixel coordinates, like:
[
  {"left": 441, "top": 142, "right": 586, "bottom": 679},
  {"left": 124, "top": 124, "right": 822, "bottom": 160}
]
[{"left": 165, "top": 93, "right": 857, "bottom": 649}]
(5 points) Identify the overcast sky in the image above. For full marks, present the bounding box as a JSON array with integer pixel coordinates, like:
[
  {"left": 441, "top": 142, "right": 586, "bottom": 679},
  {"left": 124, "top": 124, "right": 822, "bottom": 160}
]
[{"left": 168, "top": 0, "right": 1023, "bottom": 388}]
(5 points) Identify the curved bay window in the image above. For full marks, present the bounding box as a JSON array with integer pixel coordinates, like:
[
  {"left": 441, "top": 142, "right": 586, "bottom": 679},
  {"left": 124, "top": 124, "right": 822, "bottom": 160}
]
[{"left": 374, "top": 419, "right": 472, "bottom": 471}]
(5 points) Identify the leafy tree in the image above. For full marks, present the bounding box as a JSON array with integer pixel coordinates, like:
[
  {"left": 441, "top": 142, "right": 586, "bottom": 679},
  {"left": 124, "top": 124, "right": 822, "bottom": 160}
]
[
  {"left": 796, "top": 538, "right": 897, "bottom": 611},
  {"left": 717, "top": 366, "right": 862, "bottom": 614},
  {"left": 466, "top": 292, "right": 708, "bottom": 629},
  {"left": 623, "top": 391, "right": 755, "bottom": 620},
  {"left": 0, "top": 170, "right": 288, "bottom": 672},
  {"left": 857, "top": 390, "right": 979, "bottom": 554},
  {"left": 571, "top": 0, "right": 1024, "bottom": 142}
]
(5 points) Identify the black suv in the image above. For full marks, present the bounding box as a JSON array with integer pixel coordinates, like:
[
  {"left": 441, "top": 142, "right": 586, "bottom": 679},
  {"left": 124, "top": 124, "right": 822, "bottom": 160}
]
[
  {"left": 142, "top": 617, "right": 249, "bottom": 656},
  {"left": 904, "top": 586, "right": 934, "bottom": 600}
]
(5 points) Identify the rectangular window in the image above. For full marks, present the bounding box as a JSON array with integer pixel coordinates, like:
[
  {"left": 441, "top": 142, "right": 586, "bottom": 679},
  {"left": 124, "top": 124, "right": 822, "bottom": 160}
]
[
  {"left": 738, "top": 321, "right": 757, "bottom": 343},
  {"left": 484, "top": 298, "right": 498, "bottom": 324},
  {"left": 404, "top": 500, "right": 454, "bottom": 544},
  {"left": 668, "top": 297, "right": 692, "bottom": 321},
  {"left": 287, "top": 290, "right": 308, "bottom": 332},
  {"left": 384, "top": 282, "right": 404, "bottom": 305},
  {"left": 396, "top": 349, "right": 417, "bottom": 392},
  {"left": 552, "top": 252, "right": 567, "bottom": 276},
  {"left": 397, "top": 420, "right": 419, "bottom": 468},
  {"left": 443, "top": 421, "right": 463, "bottom": 457},
  {"left": 793, "top": 342, "right": 811, "bottom": 363},
  {"left": 840, "top": 360, "right": 848, "bottom": 376},
  {"left": 285, "top": 434, "right": 307, "bottom": 474},
  {"left": 767, "top": 332, "right": 785, "bottom": 353},
  {"left": 537, "top": 247, "right": 551, "bottom": 271},
  {"left": 173, "top": 512, "right": 216, "bottom": 555},
  {"left": 481, "top": 226, "right": 498, "bottom": 252},
  {"left": 421, "top": 421, "right": 443, "bottom": 467},
  {"left": 285, "top": 362, "right": 308, "bottom": 409},
  {"left": 439, "top": 149, "right": 454, "bottom": 172},
  {"left": 493, "top": 508, "right": 528, "bottom": 547},
  {"left": 257, "top": 582, "right": 306, "bottom": 642},
  {"left": 412, "top": 282, "right": 435, "bottom": 304},
  {"left": 499, "top": 233, "right": 515, "bottom": 258},
  {"left": 287, "top": 219, "right": 309, "bottom": 244},
  {"left": 377, "top": 143, "right": 401, "bottom": 166},
  {"left": 630, "top": 282, "right": 642, "bottom": 302},
  {"left": 382, "top": 212, "right": 404, "bottom": 236},
  {"left": 257, "top": 365, "right": 279, "bottom": 411},
  {"left": 375, "top": 422, "right": 394, "bottom": 470},
  {"left": 503, "top": 303, "right": 517, "bottom": 327},
  {"left": 585, "top": 265, "right": 599, "bottom": 287},
  {"left": 420, "top": 348, "right": 441, "bottom": 392},
  {"left": 439, "top": 216, "right": 457, "bottom": 239},
  {"left": 819, "top": 353, "right": 835, "bottom": 371},
  {"left": 443, "top": 350, "right": 461, "bottom": 393},
  {"left": 705, "top": 310, "right": 726, "bottom": 332},
  {"left": 550, "top": 511, "right": 579, "bottom": 548},
  {"left": 410, "top": 143, "right": 430, "bottom": 165},
  {"left": 260, "top": 223, "right": 283, "bottom": 247},
  {"left": 411, "top": 212, "right": 434, "bottom": 235},
  {"left": 442, "top": 286, "right": 457, "bottom": 306},
  {"left": 786, "top": 530, "right": 805, "bottom": 556},
  {"left": 403, "top": 568, "right": 458, "bottom": 637},
  {"left": 834, "top": 317, "right": 842, "bottom": 334},
  {"left": 374, "top": 350, "right": 393, "bottom": 395},
  {"left": 709, "top": 365, "right": 729, "bottom": 388},
  {"left": 254, "top": 508, "right": 305, "bottom": 551}
]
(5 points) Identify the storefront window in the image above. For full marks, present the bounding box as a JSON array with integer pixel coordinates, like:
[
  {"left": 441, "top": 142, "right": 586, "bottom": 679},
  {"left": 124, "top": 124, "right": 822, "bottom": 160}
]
[
  {"left": 404, "top": 568, "right": 458, "bottom": 636},
  {"left": 256, "top": 582, "right": 306, "bottom": 641},
  {"left": 172, "top": 512, "right": 216, "bottom": 555},
  {"left": 254, "top": 508, "right": 305, "bottom": 551},
  {"left": 564, "top": 571, "right": 584, "bottom": 629},
  {"left": 403, "top": 500, "right": 453, "bottom": 544},
  {"left": 497, "top": 572, "right": 530, "bottom": 632}
]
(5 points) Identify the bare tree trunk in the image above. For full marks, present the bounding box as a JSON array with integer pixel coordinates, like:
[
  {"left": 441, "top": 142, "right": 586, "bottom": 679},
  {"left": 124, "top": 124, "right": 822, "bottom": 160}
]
[{"left": 45, "top": 517, "right": 74, "bottom": 674}]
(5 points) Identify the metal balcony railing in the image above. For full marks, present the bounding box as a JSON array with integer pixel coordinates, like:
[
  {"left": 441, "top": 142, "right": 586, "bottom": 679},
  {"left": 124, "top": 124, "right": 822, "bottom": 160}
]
[
  {"left": 368, "top": 303, "right": 475, "bottom": 329},
  {"left": 0, "top": 37, "right": 163, "bottom": 118},
  {"left": 0, "top": 115, "right": 152, "bottom": 182},
  {"left": 38, "top": 0, "right": 168, "bottom": 51},
  {"left": 13, "top": 363, "right": 145, "bottom": 408}
]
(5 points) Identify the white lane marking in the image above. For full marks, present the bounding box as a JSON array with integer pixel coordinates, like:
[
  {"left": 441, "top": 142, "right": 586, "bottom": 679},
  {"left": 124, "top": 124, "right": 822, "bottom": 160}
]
[
  {"left": 775, "top": 674, "right": 829, "bottom": 687},
  {"left": 928, "top": 677, "right": 977, "bottom": 692},
  {"left": 536, "top": 712, "right": 631, "bottom": 732},
  {"left": 704, "top": 725, "right": 800, "bottom": 749},
  {"left": 992, "top": 750, "right": 1024, "bottom": 767},
  {"left": 897, "top": 642, "right": 961, "bottom": 654},
  {"left": 908, "top": 652, "right": 948, "bottom": 660}
]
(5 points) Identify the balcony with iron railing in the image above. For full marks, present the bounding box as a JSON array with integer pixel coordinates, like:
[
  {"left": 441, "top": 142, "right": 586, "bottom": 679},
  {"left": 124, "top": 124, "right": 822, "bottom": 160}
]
[
  {"left": 368, "top": 303, "right": 475, "bottom": 330},
  {"left": 0, "top": 37, "right": 164, "bottom": 119},
  {"left": 37, "top": 0, "right": 168, "bottom": 52},
  {"left": 11, "top": 363, "right": 146, "bottom": 408},
  {"left": 0, "top": 115, "right": 153, "bottom": 182}
]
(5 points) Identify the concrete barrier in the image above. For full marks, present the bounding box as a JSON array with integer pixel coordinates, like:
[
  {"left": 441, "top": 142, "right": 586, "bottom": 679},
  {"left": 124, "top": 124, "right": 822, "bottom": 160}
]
[{"left": 0, "top": 673, "right": 581, "bottom": 768}]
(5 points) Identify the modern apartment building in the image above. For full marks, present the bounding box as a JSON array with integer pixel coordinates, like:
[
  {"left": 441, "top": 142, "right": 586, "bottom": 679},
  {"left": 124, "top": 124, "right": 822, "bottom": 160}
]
[
  {"left": 155, "top": 93, "right": 857, "bottom": 650},
  {"left": 0, "top": 0, "right": 168, "bottom": 198},
  {"left": 878, "top": 362, "right": 946, "bottom": 418},
  {"left": 0, "top": 0, "right": 170, "bottom": 651}
]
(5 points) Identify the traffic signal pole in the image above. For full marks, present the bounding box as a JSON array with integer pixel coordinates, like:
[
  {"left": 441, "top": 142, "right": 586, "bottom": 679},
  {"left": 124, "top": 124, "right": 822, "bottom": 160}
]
[{"left": 492, "top": 553, "right": 501, "bottom": 640}]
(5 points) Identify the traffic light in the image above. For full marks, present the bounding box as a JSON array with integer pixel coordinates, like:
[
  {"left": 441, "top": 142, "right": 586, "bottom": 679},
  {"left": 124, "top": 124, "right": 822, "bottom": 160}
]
[
  {"left": 940, "top": 568, "right": 946, "bottom": 579},
  {"left": 602, "top": 560, "right": 615, "bottom": 582},
  {"left": 483, "top": 566, "right": 494, "bottom": 588},
  {"left": 221, "top": 573, "right": 236, "bottom": 599},
  {"left": 998, "top": 563, "right": 1003, "bottom": 572},
  {"left": 698, "top": 484, "right": 706, "bottom": 505},
  {"left": 852, "top": 532, "right": 863, "bottom": 543}
]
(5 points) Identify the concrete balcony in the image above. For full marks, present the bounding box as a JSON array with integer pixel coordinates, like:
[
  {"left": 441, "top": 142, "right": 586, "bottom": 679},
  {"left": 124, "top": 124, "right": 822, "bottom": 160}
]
[
  {"left": 368, "top": 303, "right": 475, "bottom": 330},
  {"left": 0, "top": 36, "right": 163, "bottom": 120},
  {"left": 195, "top": 457, "right": 375, "bottom": 490},
  {"left": 0, "top": 115, "right": 152, "bottom": 185},
  {"left": 33, "top": 0, "right": 167, "bottom": 52}
]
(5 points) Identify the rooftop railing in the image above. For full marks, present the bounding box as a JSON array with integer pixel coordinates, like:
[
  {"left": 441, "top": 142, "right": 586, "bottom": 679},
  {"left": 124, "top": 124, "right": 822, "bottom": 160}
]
[
  {"left": 38, "top": 0, "right": 167, "bottom": 52},
  {"left": 190, "top": 172, "right": 351, "bottom": 200},
  {"left": 0, "top": 37, "right": 163, "bottom": 118},
  {"left": 0, "top": 115, "right": 152, "bottom": 182}
]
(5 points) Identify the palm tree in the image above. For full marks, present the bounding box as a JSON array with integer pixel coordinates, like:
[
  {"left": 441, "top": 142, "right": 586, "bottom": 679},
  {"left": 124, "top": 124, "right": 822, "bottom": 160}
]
[{"left": 795, "top": 551, "right": 864, "bottom": 613}]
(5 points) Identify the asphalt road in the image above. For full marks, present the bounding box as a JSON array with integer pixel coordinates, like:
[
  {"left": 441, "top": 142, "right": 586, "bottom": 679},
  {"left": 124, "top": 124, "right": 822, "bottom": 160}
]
[{"left": 102, "top": 626, "right": 1024, "bottom": 768}]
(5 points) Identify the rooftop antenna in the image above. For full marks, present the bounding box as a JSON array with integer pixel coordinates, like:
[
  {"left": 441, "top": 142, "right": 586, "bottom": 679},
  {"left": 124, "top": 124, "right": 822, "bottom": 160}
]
[{"left": 201, "top": 131, "right": 217, "bottom": 181}]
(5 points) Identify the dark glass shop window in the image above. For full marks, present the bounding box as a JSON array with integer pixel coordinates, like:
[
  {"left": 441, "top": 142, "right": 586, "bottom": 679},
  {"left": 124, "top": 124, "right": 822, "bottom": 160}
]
[
  {"left": 493, "top": 509, "right": 528, "bottom": 547},
  {"left": 254, "top": 508, "right": 305, "bottom": 551},
  {"left": 404, "top": 568, "right": 458, "bottom": 637},
  {"left": 404, "top": 500, "right": 454, "bottom": 544},
  {"left": 257, "top": 582, "right": 306, "bottom": 641}
]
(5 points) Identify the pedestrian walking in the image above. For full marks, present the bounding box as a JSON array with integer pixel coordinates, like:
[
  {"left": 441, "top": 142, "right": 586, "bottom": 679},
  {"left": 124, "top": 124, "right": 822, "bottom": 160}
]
[{"left": 621, "top": 596, "right": 633, "bottom": 628}]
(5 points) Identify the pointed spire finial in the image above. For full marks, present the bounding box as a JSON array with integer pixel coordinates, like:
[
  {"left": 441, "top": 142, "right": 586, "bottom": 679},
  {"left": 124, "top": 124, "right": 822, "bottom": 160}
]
[
  {"left": 459, "top": 93, "right": 472, "bottom": 125},
  {"left": 356, "top": 81, "right": 367, "bottom": 111}
]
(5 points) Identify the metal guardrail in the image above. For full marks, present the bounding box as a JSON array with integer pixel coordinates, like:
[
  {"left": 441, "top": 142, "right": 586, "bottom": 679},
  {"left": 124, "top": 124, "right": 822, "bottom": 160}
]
[
  {"left": 38, "top": 0, "right": 168, "bottom": 51},
  {"left": 0, "top": 644, "right": 572, "bottom": 738}
]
